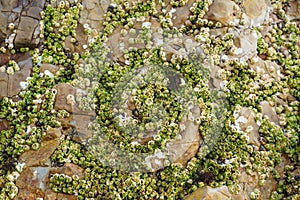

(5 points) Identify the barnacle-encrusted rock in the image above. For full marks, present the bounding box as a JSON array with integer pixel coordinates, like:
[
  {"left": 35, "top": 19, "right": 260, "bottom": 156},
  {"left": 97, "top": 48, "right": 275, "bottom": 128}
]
[
  {"left": 7, "top": 57, "right": 32, "bottom": 97},
  {"left": 205, "top": 0, "right": 238, "bottom": 24},
  {"left": 19, "top": 138, "right": 60, "bottom": 167},
  {"left": 185, "top": 186, "right": 232, "bottom": 200},
  {"left": 167, "top": 106, "right": 201, "bottom": 167}
]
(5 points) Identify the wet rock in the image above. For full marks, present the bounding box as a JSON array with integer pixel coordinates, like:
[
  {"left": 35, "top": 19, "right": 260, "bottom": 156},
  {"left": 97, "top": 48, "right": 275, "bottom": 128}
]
[
  {"left": 19, "top": 139, "right": 60, "bottom": 167},
  {"left": 206, "top": 0, "right": 238, "bottom": 24},
  {"left": 185, "top": 186, "right": 232, "bottom": 200},
  {"left": 243, "top": 0, "right": 269, "bottom": 26},
  {"left": 14, "top": 16, "right": 39, "bottom": 48}
]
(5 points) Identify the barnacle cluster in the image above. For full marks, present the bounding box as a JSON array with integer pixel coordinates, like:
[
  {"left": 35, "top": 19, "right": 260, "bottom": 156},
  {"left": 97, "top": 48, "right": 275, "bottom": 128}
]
[{"left": 0, "top": 0, "right": 299, "bottom": 199}]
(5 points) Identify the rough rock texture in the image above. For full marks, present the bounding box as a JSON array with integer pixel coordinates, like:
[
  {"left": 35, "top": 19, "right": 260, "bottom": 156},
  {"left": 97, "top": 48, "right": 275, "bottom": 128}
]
[
  {"left": 260, "top": 101, "right": 280, "bottom": 125},
  {"left": 0, "top": 119, "right": 10, "bottom": 132},
  {"left": 242, "top": 0, "right": 269, "bottom": 27},
  {"left": 185, "top": 186, "right": 232, "bottom": 200},
  {"left": 167, "top": 106, "right": 202, "bottom": 166},
  {"left": 79, "top": 0, "right": 109, "bottom": 31},
  {"left": 206, "top": 0, "right": 238, "bottom": 24},
  {"left": 286, "top": 1, "right": 300, "bottom": 21},
  {"left": 14, "top": 16, "right": 40, "bottom": 48},
  {"left": 0, "top": 71, "right": 8, "bottom": 98},
  {"left": 0, "top": 53, "right": 32, "bottom": 98},
  {"left": 15, "top": 163, "right": 83, "bottom": 200},
  {"left": 19, "top": 128, "right": 61, "bottom": 167},
  {"left": 236, "top": 107, "right": 260, "bottom": 148},
  {"left": 0, "top": 0, "right": 45, "bottom": 47},
  {"left": 7, "top": 57, "right": 32, "bottom": 97}
]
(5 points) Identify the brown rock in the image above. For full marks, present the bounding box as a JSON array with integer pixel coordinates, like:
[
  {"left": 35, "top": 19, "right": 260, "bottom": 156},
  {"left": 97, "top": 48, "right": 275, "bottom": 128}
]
[
  {"left": 238, "top": 107, "right": 260, "bottom": 147},
  {"left": 19, "top": 139, "right": 60, "bottom": 167},
  {"left": 243, "top": 0, "right": 266, "bottom": 18},
  {"left": 242, "top": 0, "right": 268, "bottom": 26},
  {"left": 185, "top": 186, "right": 232, "bottom": 200},
  {"left": 49, "top": 163, "right": 85, "bottom": 179},
  {"left": 0, "top": 119, "right": 10, "bottom": 131},
  {"left": 23, "top": 6, "right": 43, "bottom": 20},
  {"left": 206, "top": 0, "right": 237, "bottom": 24},
  {"left": 0, "top": 72, "right": 8, "bottom": 98},
  {"left": 70, "top": 114, "right": 94, "bottom": 142},
  {"left": 172, "top": 0, "right": 194, "bottom": 27},
  {"left": 0, "top": 12, "right": 9, "bottom": 43},
  {"left": 14, "top": 16, "right": 39, "bottom": 48},
  {"left": 64, "top": 36, "right": 76, "bottom": 53},
  {"left": 15, "top": 167, "right": 50, "bottom": 199},
  {"left": 260, "top": 101, "right": 280, "bottom": 125},
  {"left": 286, "top": 1, "right": 300, "bottom": 21},
  {"left": 167, "top": 106, "right": 201, "bottom": 166},
  {"left": 54, "top": 83, "right": 76, "bottom": 113},
  {"left": 40, "top": 63, "right": 61, "bottom": 75},
  {"left": 42, "top": 127, "right": 62, "bottom": 142},
  {"left": 7, "top": 57, "right": 32, "bottom": 97}
]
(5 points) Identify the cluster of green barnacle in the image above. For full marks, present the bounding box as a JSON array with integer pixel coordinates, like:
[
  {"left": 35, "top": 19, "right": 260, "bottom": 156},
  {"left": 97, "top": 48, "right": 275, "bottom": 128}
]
[{"left": 40, "top": 2, "right": 82, "bottom": 79}]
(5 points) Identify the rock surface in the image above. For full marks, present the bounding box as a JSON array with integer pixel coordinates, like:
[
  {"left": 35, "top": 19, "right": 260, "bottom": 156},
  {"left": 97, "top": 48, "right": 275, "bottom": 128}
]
[
  {"left": 15, "top": 163, "right": 84, "bottom": 200},
  {"left": 185, "top": 186, "right": 232, "bottom": 200},
  {"left": 0, "top": 0, "right": 45, "bottom": 47},
  {"left": 242, "top": 0, "right": 269, "bottom": 26},
  {"left": 206, "top": 0, "right": 238, "bottom": 24}
]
